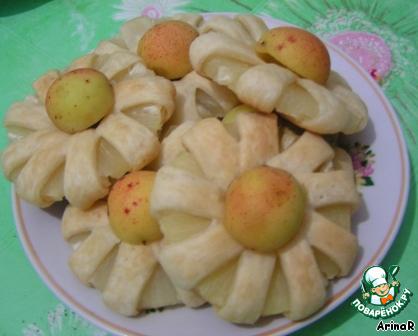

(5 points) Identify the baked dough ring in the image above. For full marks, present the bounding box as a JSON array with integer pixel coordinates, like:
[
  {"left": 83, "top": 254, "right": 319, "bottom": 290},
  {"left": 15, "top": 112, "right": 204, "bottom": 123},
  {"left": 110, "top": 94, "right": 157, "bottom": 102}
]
[
  {"left": 157, "top": 121, "right": 196, "bottom": 167},
  {"left": 198, "top": 14, "right": 268, "bottom": 45},
  {"left": 190, "top": 32, "right": 368, "bottom": 134},
  {"left": 62, "top": 202, "right": 204, "bottom": 317},
  {"left": 172, "top": 71, "right": 238, "bottom": 126},
  {"left": 151, "top": 108, "right": 359, "bottom": 323},
  {"left": 4, "top": 96, "right": 55, "bottom": 140},
  {"left": 172, "top": 13, "right": 204, "bottom": 29}
]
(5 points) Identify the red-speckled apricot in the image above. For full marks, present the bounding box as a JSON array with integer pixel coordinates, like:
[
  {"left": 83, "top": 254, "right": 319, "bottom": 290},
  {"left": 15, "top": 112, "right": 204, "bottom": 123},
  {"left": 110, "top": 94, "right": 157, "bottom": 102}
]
[
  {"left": 256, "top": 27, "right": 330, "bottom": 84},
  {"left": 108, "top": 171, "right": 162, "bottom": 245},
  {"left": 224, "top": 166, "right": 305, "bottom": 252},
  {"left": 138, "top": 20, "right": 198, "bottom": 79}
]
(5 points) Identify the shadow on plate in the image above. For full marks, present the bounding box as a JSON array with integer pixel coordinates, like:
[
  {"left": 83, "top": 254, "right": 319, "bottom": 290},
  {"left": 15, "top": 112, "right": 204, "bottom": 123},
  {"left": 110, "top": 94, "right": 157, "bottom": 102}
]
[
  {"left": 352, "top": 195, "right": 370, "bottom": 232},
  {"left": 43, "top": 199, "right": 68, "bottom": 220}
]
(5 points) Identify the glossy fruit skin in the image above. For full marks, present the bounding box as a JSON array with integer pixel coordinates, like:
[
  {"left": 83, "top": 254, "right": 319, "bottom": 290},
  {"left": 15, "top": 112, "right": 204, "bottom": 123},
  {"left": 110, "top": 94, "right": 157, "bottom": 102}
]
[
  {"left": 256, "top": 27, "right": 330, "bottom": 85},
  {"left": 46, "top": 68, "right": 114, "bottom": 134},
  {"left": 224, "top": 166, "right": 305, "bottom": 253},
  {"left": 108, "top": 171, "right": 162, "bottom": 245},
  {"left": 138, "top": 20, "right": 198, "bottom": 80}
]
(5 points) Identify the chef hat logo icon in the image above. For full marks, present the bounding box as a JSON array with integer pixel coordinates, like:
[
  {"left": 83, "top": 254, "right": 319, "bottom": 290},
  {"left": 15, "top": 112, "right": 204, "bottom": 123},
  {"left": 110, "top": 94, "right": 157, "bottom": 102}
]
[
  {"left": 352, "top": 264, "right": 413, "bottom": 319},
  {"left": 361, "top": 265, "right": 400, "bottom": 306}
]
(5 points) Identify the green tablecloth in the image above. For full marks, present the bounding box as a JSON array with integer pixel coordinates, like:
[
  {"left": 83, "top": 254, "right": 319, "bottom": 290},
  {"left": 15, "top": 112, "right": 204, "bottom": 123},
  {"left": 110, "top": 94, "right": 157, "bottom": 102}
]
[{"left": 0, "top": 0, "right": 417, "bottom": 335}]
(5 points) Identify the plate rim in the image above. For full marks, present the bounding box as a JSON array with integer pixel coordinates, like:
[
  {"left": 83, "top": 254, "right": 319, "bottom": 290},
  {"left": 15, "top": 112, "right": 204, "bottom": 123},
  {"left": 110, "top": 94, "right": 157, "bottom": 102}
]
[{"left": 12, "top": 12, "right": 410, "bottom": 336}]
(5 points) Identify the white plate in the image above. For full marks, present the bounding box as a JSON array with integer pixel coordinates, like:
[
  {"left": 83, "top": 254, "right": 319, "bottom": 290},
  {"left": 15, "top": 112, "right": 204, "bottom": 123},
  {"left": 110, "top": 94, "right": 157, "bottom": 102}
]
[{"left": 13, "top": 13, "right": 409, "bottom": 336}]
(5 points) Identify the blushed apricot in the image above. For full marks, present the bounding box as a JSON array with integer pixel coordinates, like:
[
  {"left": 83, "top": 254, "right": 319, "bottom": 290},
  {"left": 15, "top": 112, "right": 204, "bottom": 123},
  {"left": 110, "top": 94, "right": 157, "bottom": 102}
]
[
  {"left": 256, "top": 27, "right": 330, "bottom": 84},
  {"left": 108, "top": 171, "right": 162, "bottom": 245},
  {"left": 138, "top": 20, "right": 198, "bottom": 79},
  {"left": 224, "top": 166, "right": 305, "bottom": 252}
]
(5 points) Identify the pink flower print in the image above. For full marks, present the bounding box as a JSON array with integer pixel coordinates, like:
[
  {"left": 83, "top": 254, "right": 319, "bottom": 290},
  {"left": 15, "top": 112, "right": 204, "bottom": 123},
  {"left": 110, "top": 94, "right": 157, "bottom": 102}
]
[
  {"left": 330, "top": 31, "right": 392, "bottom": 83},
  {"left": 348, "top": 142, "right": 375, "bottom": 187},
  {"left": 360, "top": 164, "right": 374, "bottom": 177},
  {"left": 141, "top": 5, "right": 162, "bottom": 19}
]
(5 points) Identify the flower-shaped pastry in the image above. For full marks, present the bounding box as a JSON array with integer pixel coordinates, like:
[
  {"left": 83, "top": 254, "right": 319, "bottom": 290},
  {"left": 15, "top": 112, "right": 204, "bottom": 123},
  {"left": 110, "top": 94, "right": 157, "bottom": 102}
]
[
  {"left": 1, "top": 72, "right": 174, "bottom": 209},
  {"left": 150, "top": 106, "right": 359, "bottom": 324},
  {"left": 1, "top": 17, "right": 179, "bottom": 209},
  {"left": 62, "top": 172, "right": 204, "bottom": 316},
  {"left": 190, "top": 29, "right": 368, "bottom": 134}
]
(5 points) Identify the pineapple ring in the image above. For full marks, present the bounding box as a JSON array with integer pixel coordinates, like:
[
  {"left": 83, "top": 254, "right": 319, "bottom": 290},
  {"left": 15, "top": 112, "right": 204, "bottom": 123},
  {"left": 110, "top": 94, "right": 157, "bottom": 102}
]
[
  {"left": 62, "top": 201, "right": 205, "bottom": 317},
  {"left": 151, "top": 108, "right": 359, "bottom": 324}
]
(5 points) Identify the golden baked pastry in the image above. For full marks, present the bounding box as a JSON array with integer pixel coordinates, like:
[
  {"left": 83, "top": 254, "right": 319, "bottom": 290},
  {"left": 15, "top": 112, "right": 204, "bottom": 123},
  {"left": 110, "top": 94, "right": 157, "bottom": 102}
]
[
  {"left": 189, "top": 26, "right": 368, "bottom": 134},
  {"left": 62, "top": 201, "right": 204, "bottom": 316},
  {"left": 1, "top": 19, "right": 182, "bottom": 209},
  {"left": 171, "top": 71, "right": 238, "bottom": 127},
  {"left": 150, "top": 107, "right": 359, "bottom": 323},
  {"left": 197, "top": 14, "right": 268, "bottom": 44},
  {"left": 120, "top": 13, "right": 267, "bottom": 50},
  {"left": 1, "top": 12, "right": 368, "bottom": 327},
  {"left": 2, "top": 74, "right": 173, "bottom": 209}
]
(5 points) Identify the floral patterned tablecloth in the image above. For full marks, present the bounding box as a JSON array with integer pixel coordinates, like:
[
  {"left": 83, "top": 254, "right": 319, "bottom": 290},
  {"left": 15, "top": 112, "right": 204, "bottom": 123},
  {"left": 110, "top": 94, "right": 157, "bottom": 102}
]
[{"left": 0, "top": 0, "right": 417, "bottom": 335}]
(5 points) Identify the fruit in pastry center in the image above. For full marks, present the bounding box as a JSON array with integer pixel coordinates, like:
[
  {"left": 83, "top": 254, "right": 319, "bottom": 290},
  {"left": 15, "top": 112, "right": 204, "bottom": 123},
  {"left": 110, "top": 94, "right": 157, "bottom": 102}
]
[
  {"left": 224, "top": 166, "right": 305, "bottom": 252},
  {"left": 108, "top": 171, "right": 162, "bottom": 245},
  {"left": 222, "top": 104, "right": 254, "bottom": 125},
  {"left": 138, "top": 20, "right": 198, "bottom": 79},
  {"left": 255, "top": 27, "right": 330, "bottom": 85},
  {"left": 222, "top": 104, "right": 256, "bottom": 137},
  {"left": 46, "top": 68, "right": 114, "bottom": 133}
]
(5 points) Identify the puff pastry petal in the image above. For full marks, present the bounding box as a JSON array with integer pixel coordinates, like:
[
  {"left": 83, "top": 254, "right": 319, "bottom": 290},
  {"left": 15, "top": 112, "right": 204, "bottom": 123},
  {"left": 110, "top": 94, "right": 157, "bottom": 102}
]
[
  {"left": 198, "top": 15, "right": 267, "bottom": 45},
  {"left": 172, "top": 71, "right": 238, "bottom": 126},
  {"left": 150, "top": 111, "right": 360, "bottom": 324},
  {"left": 3, "top": 72, "right": 173, "bottom": 208},
  {"left": 280, "top": 239, "right": 327, "bottom": 320},
  {"left": 13, "top": 133, "right": 68, "bottom": 207},
  {"left": 267, "top": 131, "right": 334, "bottom": 175},
  {"left": 298, "top": 170, "right": 360, "bottom": 209},
  {"left": 63, "top": 203, "right": 184, "bottom": 316},
  {"left": 4, "top": 96, "right": 55, "bottom": 140},
  {"left": 156, "top": 221, "right": 243, "bottom": 290},
  {"left": 216, "top": 250, "right": 275, "bottom": 324},
  {"left": 190, "top": 32, "right": 264, "bottom": 89},
  {"left": 306, "top": 211, "right": 357, "bottom": 277},
  {"left": 190, "top": 30, "right": 368, "bottom": 134}
]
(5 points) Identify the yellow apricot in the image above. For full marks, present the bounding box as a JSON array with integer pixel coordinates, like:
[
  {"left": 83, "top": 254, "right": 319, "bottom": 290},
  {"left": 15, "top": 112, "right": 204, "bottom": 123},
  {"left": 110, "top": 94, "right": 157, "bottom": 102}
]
[{"left": 46, "top": 68, "right": 114, "bottom": 133}]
